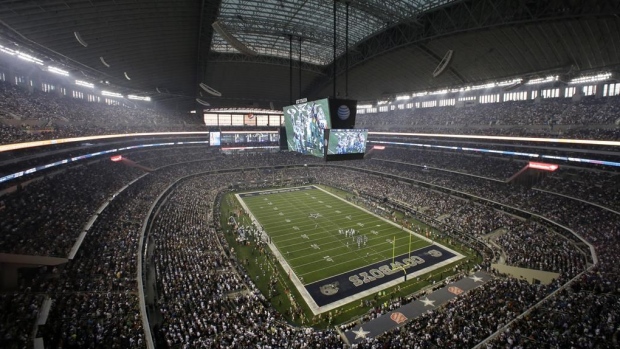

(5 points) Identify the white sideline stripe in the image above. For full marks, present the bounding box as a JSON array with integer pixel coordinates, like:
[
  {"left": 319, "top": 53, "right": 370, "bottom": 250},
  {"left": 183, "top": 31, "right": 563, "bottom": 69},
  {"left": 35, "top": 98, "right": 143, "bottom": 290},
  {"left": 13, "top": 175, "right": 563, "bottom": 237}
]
[
  {"left": 235, "top": 191, "right": 318, "bottom": 313},
  {"left": 236, "top": 185, "right": 466, "bottom": 315}
]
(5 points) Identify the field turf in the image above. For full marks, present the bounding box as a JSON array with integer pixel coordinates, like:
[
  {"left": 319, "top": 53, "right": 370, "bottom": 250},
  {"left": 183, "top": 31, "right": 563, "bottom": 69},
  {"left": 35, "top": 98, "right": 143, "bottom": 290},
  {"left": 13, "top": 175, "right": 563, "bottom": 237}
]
[{"left": 237, "top": 186, "right": 433, "bottom": 285}]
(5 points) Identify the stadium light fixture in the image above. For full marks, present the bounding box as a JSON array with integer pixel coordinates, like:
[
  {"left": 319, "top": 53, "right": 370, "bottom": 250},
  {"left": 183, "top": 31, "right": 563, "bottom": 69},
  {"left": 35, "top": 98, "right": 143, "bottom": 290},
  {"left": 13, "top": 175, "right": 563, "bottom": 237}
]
[
  {"left": 395, "top": 95, "right": 410, "bottom": 100},
  {"left": 429, "top": 89, "right": 448, "bottom": 95},
  {"left": 101, "top": 90, "right": 124, "bottom": 98},
  {"left": 497, "top": 78, "right": 523, "bottom": 87},
  {"left": 48, "top": 66, "right": 69, "bottom": 76},
  {"left": 569, "top": 72, "right": 612, "bottom": 84},
  {"left": 470, "top": 82, "right": 496, "bottom": 90},
  {"left": 0, "top": 45, "right": 16, "bottom": 55},
  {"left": 412, "top": 91, "right": 428, "bottom": 97},
  {"left": 75, "top": 80, "right": 94, "bottom": 88},
  {"left": 377, "top": 100, "right": 390, "bottom": 105},
  {"left": 526, "top": 75, "right": 558, "bottom": 85},
  {"left": 127, "top": 95, "right": 151, "bottom": 101},
  {"left": 357, "top": 104, "right": 373, "bottom": 109},
  {"left": 16, "top": 51, "right": 44, "bottom": 65}
]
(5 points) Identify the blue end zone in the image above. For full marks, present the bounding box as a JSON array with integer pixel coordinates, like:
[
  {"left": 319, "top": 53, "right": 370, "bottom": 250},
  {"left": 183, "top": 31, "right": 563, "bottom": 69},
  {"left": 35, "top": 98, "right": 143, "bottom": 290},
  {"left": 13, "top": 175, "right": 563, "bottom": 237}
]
[{"left": 305, "top": 245, "right": 457, "bottom": 307}]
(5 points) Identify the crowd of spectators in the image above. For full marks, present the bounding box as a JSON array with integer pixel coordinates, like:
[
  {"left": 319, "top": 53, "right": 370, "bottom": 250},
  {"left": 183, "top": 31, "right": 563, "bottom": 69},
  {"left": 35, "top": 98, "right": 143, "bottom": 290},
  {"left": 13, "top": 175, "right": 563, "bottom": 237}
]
[
  {"left": 340, "top": 158, "right": 619, "bottom": 348},
  {"left": 372, "top": 148, "right": 524, "bottom": 180},
  {"left": 149, "top": 175, "right": 344, "bottom": 348},
  {"left": 0, "top": 80, "right": 204, "bottom": 145},
  {"left": 535, "top": 168, "right": 620, "bottom": 211},
  {"left": 38, "top": 292, "right": 144, "bottom": 349},
  {"left": 357, "top": 96, "right": 620, "bottom": 140},
  {"left": 1, "top": 147, "right": 618, "bottom": 348},
  {"left": 2, "top": 79, "right": 620, "bottom": 145},
  {"left": 442, "top": 204, "right": 523, "bottom": 237},
  {"left": 0, "top": 151, "right": 327, "bottom": 348},
  {"left": 496, "top": 222, "right": 586, "bottom": 275},
  {"left": 0, "top": 293, "right": 45, "bottom": 349},
  {"left": 0, "top": 160, "right": 143, "bottom": 257},
  {"left": 358, "top": 278, "right": 556, "bottom": 348},
  {"left": 28, "top": 168, "right": 203, "bottom": 349},
  {"left": 311, "top": 167, "right": 585, "bottom": 277},
  {"left": 0, "top": 81, "right": 192, "bottom": 125}
]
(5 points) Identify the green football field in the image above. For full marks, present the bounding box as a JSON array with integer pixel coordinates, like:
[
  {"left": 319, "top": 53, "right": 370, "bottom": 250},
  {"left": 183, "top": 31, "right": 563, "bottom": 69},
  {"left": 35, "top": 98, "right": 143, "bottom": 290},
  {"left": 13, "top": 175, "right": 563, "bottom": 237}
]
[{"left": 237, "top": 185, "right": 433, "bottom": 285}]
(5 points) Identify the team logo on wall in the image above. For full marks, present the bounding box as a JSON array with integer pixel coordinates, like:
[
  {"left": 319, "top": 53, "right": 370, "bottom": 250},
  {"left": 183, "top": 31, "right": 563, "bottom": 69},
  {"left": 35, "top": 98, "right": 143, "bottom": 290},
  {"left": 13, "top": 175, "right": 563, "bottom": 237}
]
[
  {"left": 390, "top": 312, "right": 408, "bottom": 324},
  {"left": 320, "top": 282, "right": 340, "bottom": 295},
  {"left": 337, "top": 105, "right": 350, "bottom": 120},
  {"left": 448, "top": 286, "right": 464, "bottom": 295}
]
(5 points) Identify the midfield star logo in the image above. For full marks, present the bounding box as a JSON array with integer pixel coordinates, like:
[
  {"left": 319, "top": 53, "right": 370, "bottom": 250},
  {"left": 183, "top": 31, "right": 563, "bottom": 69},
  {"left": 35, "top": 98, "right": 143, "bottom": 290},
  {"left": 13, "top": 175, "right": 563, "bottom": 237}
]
[{"left": 352, "top": 327, "right": 370, "bottom": 339}]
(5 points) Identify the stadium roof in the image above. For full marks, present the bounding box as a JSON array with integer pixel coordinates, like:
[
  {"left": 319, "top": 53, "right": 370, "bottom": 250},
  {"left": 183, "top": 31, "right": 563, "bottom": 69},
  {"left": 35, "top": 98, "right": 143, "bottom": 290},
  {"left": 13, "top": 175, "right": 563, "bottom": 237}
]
[
  {"left": 0, "top": 0, "right": 619, "bottom": 110},
  {"left": 212, "top": 0, "right": 456, "bottom": 65}
]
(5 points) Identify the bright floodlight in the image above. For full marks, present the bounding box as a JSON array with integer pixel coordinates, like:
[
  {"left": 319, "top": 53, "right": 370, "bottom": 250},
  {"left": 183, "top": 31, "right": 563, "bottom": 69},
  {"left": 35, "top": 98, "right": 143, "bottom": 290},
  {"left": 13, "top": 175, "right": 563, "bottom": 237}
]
[
  {"left": 102, "top": 90, "right": 123, "bottom": 98},
  {"left": 470, "top": 82, "right": 496, "bottom": 90},
  {"left": 526, "top": 76, "right": 558, "bottom": 85},
  {"left": 429, "top": 89, "right": 448, "bottom": 95},
  {"left": 497, "top": 78, "right": 523, "bottom": 86},
  {"left": 127, "top": 95, "right": 151, "bottom": 101},
  {"left": 569, "top": 72, "right": 612, "bottom": 84},
  {"left": 16, "top": 52, "right": 43, "bottom": 65},
  {"left": 75, "top": 80, "right": 94, "bottom": 88},
  {"left": 0, "top": 45, "right": 16, "bottom": 55},
  {"left": 48, "top": 66, "right": 69, "bottom": 76}
]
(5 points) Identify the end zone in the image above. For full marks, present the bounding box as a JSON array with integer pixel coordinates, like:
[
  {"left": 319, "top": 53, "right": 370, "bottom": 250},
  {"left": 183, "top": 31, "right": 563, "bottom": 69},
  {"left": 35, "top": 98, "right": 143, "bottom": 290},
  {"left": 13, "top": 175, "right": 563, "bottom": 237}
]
[
  {"left": 234, "top": 185, "right": 465, "bottom": 315},
  {"left": 306, "top": 244, "right": 463, "bottom": 313}
]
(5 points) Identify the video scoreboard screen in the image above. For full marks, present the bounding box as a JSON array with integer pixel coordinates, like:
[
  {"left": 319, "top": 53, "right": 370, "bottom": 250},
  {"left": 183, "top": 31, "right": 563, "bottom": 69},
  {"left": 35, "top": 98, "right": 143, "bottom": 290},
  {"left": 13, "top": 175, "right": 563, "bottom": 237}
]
[
  {"left": 209, "top": 130, "right": 221, "bottom": 146},
  {"left": 283, "top": 98, "right": 332, "bottom": 158},
  {"left": 220, "top": 132, "right": 279, "bottom": 145},
  {"left": 327, "top": 129, "right": 368, "bottom": 155}
]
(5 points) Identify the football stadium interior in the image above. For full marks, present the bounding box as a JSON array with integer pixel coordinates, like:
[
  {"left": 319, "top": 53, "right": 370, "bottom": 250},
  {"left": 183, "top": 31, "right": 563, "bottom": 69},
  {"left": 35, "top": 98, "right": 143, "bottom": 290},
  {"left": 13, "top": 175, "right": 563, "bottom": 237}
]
[{"left": 0, "top": 0, "right": 619, "bottom": 348}]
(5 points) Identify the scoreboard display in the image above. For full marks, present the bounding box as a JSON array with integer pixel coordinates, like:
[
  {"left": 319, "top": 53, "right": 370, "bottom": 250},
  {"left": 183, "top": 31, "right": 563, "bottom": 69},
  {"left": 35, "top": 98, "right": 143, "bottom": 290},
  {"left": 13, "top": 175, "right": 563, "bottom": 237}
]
[
  {"left": 209, "top": 130, "right": 221, "bottom": 146},
  {"left": 324, "top": 129, "right": 367, "bottom": 161},
  {"left": 283, "top": 98, "right": 359, "bottom": 160},
  {"left": 327, "top": 129, "right": 367, "bottom": 155},
  {"left": 283, "top": 98, "right": 331, "bottom": 158}
]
